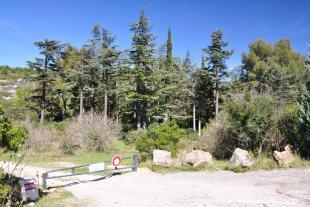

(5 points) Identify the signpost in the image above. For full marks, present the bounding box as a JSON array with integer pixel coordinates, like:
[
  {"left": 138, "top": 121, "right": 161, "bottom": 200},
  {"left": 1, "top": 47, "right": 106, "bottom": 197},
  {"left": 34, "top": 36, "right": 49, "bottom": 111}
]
[
  {"left": 111, "top": 155, "right": 122, "bottom": 169},
  {"left": 20, "top": 178, "right": 39, "bottom": 202}
]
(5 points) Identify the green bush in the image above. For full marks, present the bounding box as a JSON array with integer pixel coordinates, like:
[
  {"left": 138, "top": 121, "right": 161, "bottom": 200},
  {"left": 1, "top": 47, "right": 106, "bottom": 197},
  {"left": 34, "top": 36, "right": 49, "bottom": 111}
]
[
  {"left": 225, "top": 95, "right": 275, "bottom": 155},
  {"left": 124, "top": 129, "right": 147, "bottom": 145},
  {"left": 135, "top": 121, "right": 186, "bottom": 159},
  {"left": 0, "top": 168, "right": 22, "bottom": 206},
  {"left": 0, "top": 107, "right": 28, "bottom": 152}
]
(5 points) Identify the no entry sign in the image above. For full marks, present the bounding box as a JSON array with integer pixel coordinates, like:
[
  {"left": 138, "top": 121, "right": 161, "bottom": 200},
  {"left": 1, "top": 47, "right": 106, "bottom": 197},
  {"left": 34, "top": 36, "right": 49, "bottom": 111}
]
[{"left": 112, "top": 155, "right": 121, "bottom": 167}]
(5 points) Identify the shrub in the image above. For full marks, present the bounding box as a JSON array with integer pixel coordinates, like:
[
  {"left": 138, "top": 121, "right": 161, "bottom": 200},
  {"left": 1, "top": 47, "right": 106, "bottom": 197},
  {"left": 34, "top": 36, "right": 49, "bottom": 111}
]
[
  {"left": 225, "top": 95, "right": 276, "bottom": 156},
  {"left": 22, "top": 120, "right": 58, "bottom": 152},
  {"left": 62, "top": 112, "right": 119, "bottom": 153},
  {"left": 135, "top": 121, "right": 186, "bottom": 159},
  {"left": 0, "top": 169, "right": 22, "bottom": 207},
  {"left": 198, "top": 112, "right": 231, "bottom": 158},
  {"left": 124, "top": 129, "right": 146, "bottom": 145},
  {"left": 0, "top": 107, "right": 28, "bottom": 152}
]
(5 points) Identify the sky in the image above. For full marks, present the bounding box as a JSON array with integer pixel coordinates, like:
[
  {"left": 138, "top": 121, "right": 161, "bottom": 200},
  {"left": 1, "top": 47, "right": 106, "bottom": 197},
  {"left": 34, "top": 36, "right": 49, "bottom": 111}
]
[{"left": 0, "top": 0, "right": 309, "bottom": 69}]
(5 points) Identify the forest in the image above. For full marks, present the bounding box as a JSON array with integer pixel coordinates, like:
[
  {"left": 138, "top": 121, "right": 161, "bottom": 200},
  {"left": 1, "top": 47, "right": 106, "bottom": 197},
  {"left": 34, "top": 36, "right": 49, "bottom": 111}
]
[{"left": 0, "top": 9, "right": 309, "bottom": 163}]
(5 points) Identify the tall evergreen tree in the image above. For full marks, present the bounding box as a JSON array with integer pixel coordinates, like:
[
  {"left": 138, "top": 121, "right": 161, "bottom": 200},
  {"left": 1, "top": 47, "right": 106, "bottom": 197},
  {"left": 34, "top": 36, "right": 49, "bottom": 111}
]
[
  {"left": 27, "top": 39, "right": 63, "bottom": 124},
  {"left": 204, "top": 30, "right": 233, "bottom": 118},
  {"left": 194, "top": 55, "right": 214, "bottom": 125},
  {"left": 129, "top": 10, "right": 156, "bottom": 129},
  {"left": 99, "top": 28, "right": 120, "bottom": 122},
  {"left": 166, "top": 28, "right": 173, "bottom": 78},
  {"left": 58, "top": 45, "right": 93, "bottom": 118}
]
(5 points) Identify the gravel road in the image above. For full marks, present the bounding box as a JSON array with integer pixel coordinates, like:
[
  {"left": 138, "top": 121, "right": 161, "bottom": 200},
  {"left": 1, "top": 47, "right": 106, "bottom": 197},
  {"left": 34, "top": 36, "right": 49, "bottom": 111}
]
[
  {"left": 67, "top": 168, "right": 310, "bottom": 207},
  {"left": 2, "top": 161, "right": 310, "bottom": 207}
]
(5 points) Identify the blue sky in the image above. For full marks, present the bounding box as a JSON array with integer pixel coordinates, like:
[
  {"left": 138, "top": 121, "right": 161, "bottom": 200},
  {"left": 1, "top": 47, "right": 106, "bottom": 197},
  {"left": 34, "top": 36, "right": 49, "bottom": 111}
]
[{"left": 0, "top": 0, "right": 309, "bottom": 69}]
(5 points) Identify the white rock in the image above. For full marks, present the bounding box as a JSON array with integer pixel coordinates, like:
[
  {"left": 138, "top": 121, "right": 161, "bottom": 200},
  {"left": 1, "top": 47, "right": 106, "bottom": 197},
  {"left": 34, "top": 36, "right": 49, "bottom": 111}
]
[
  {"left": 153, "top": 149, "right": 173, "bottom": 167},
  {"left": 229, "top": 148, "right": 254, "bottom": 168},
  {"left": 184, "top": 150, "right": 212, "bottom": 167},
  {"left": 273, "top": 145, "right": 294, "bottom": 168}
]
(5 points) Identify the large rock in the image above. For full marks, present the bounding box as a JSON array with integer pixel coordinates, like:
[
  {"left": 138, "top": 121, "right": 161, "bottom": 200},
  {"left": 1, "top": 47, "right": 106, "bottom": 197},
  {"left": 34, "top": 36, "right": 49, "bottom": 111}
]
[
  {"left": 153, "top": 149, "right": 173, "bottom": 167},
  {"left": 229, "top": 148, "right": 254, "bottom": 168},
  {"left": 184, "top": 150, "right": 212, "bottom": 167},
  {"left": 273, "top": 145, "right": 294, "bottom": 168}
]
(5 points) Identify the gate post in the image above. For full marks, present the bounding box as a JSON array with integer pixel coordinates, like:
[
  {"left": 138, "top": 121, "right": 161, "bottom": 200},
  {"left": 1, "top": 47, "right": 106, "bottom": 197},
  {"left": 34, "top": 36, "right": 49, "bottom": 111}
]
[
  {"left": 133, "top": 155, "right": 138, "bottom": 172},
  {"left": 42, "top": 172, "right": 47, "bottom": 189}
]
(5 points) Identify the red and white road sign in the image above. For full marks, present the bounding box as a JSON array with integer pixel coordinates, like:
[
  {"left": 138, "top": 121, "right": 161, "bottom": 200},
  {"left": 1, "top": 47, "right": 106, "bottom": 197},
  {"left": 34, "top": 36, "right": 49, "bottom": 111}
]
[{"left": 111, "top": 155, "right": 121, "bottom": 167}]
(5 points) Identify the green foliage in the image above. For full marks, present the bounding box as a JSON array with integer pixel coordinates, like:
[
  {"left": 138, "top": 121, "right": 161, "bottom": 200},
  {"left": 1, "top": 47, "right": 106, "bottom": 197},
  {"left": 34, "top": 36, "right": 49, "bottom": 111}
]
[
  {"left": 135, "top": 121, "right": 186, "bottom": 159},
  {"left": 129, "top": 9, "right": 157, "bottom": 129},
  {"left": 0, "top": 168, "right": 22, "bottom": 206},
  {"left": 0, "top": 107, "right": 28, "bottom": 152},
  {"left": 225, "top": 95, "right": 275, "bottom": 155},
  {"left": 203, "top": 29, "right": 233, "bottom": 117},
  {"left": 124, "top": 129, "right": 147, "bottom": 145},
  {"left": 242, "top": 39, "right": 306, "bottom": 95}
]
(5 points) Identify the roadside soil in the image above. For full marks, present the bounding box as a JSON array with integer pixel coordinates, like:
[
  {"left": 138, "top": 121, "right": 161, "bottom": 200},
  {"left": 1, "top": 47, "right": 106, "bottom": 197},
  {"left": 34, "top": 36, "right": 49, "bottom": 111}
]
[{"left": 1, "top": 161, "right": 310, "bottom": 207}]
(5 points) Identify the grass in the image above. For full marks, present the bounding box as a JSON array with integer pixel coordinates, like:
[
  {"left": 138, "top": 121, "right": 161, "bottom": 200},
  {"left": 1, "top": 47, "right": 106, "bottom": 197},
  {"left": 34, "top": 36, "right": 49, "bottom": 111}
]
[
  {"left": 143, "top": 159, "right": 229, "bottom": 173},
  {"left": 34, "top": 190, "right": 81, "bottom": 207},
  {"left": 0, "top": 140, "right": 138, "bottom": 168}
]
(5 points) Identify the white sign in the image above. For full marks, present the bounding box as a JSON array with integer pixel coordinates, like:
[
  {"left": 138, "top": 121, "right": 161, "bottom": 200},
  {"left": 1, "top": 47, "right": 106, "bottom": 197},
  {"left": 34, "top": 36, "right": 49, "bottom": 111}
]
[
  {"left": 20, "top": 178, "right": 39, "bottom": 202},
  {"left": 89, "top": 162, "right": 105, "bottom": 173}
]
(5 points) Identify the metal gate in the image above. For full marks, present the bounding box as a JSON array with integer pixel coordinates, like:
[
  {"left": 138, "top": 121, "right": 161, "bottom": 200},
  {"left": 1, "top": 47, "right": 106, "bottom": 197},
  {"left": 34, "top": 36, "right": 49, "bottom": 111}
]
[{"left": 42, "top": 154, "right": 139, "bottom": 189}]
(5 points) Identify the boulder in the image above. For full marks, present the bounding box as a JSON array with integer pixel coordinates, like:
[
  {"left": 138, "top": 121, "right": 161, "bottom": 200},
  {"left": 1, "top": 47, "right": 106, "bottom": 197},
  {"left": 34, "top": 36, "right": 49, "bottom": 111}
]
[
  {"left": 184, "top": 150, "right": 212, "bottom": 167},
  {"left": 273, "top": 145, "right": 294, "bottom": 168},
  {"left": 229, "top": 148, "right": 254, "bottom": 168},
  {"left": 153, "top": 149, "right": 173, "bottom": 167}
]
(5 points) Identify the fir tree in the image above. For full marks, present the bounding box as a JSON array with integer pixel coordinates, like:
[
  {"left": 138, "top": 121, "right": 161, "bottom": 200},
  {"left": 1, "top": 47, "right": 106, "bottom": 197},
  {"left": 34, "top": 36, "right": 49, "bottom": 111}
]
[
  {"left": 204, "top": 30, "right": 233, "bottom": 118},
  {"left": 130, "top": 10, "right": 156, "bottom": 129}
]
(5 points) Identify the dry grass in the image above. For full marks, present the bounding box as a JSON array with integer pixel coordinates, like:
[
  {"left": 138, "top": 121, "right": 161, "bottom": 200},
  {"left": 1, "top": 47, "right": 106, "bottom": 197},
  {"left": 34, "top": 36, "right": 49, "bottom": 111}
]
[{"left": 62, "top": 112, "right": 120, "bottom": 154}]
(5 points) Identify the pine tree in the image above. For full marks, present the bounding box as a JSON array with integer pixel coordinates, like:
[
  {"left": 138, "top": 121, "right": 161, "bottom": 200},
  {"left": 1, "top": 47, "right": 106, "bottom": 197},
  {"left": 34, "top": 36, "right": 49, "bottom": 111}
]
[
  {"left": 58, "top": 45, "right": 92, "bottom": 118},
  {"left": 27, "top": 39, "right": 63, "bottom": 124},
  {"left": 194, "top": 55, "right": 214, "bottom": 124},
  {"left": 99, "top": 28, "right": 120, "bottom": 122},
  {"left": 129, "top": 10, "right": 156, "bottom": 129},
  {"left": 204, "top": 30, "right": 233, "bottom": 118}
]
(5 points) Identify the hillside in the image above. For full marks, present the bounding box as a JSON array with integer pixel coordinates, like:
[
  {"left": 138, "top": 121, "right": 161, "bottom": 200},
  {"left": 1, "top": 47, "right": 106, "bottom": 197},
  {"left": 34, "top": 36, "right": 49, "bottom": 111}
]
[{"left": 0, "top": 66, "right": 32, "bottom": 100}]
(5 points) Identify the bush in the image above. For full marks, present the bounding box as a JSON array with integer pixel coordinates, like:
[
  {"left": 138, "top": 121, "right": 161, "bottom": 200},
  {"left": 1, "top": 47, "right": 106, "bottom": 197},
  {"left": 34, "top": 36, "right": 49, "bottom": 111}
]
[
  {"left": 225, "top": 95, "right": 276, "bottom": 156},
  {"left": 198, "top": 112, "right": 231, "bottom": 158},
  {"left": 0, "top": 107, "right": 28, "bottom": 152},
  {"left": 124, "top": 129, "right": 146, "bottom": 145},
  {"left": 0, "top": 169, "right": 22, "bottom": 207},
  {"left": 62, "top": 112, "right": 119, "bottom": 153},
  {"left": 22, "top": 121, "right": 58, "bottom": 152},
  {"left": 135, "top": 121, "right": 186, "bottom": 159}
]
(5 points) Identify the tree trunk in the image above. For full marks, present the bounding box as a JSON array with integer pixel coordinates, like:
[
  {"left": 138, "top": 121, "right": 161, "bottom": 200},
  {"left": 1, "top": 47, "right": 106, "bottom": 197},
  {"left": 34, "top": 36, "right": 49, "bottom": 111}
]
[
  {"left": 79, "top": 86, "right": 84, "bottom": 120},
  {"left": 40, "top": 81, "right": 46, "bottom": 125},
  {"left": 214, "top": 69, "right": 219, "bottom": 119},
  {"left": 215, "top": 88, "right": 219, "bottom": 119},
  {"left": 198, "top": 119, "right": 201, "bottom": 137},
  {"left": 136, "top": 103, "right": 141, "bottom": 129},
  {"left": 62, "top": 94, "right": 67, "bottom": 121},
  {"left": 193, "top": 103, "right": 196, "bottom": 132},
  {"left": 104, "top": 70, "right": 108, "bottom": 125}
]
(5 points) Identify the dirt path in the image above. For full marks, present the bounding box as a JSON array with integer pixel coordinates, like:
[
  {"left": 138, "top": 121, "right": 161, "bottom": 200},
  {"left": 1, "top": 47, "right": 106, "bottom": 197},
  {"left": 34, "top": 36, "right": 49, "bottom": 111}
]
[
  {"left": 67, "top": 168, "right": 310, "bottom": 207},
  {"left": 1, "top": 161, "right": 310, "bottom": 206}
]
